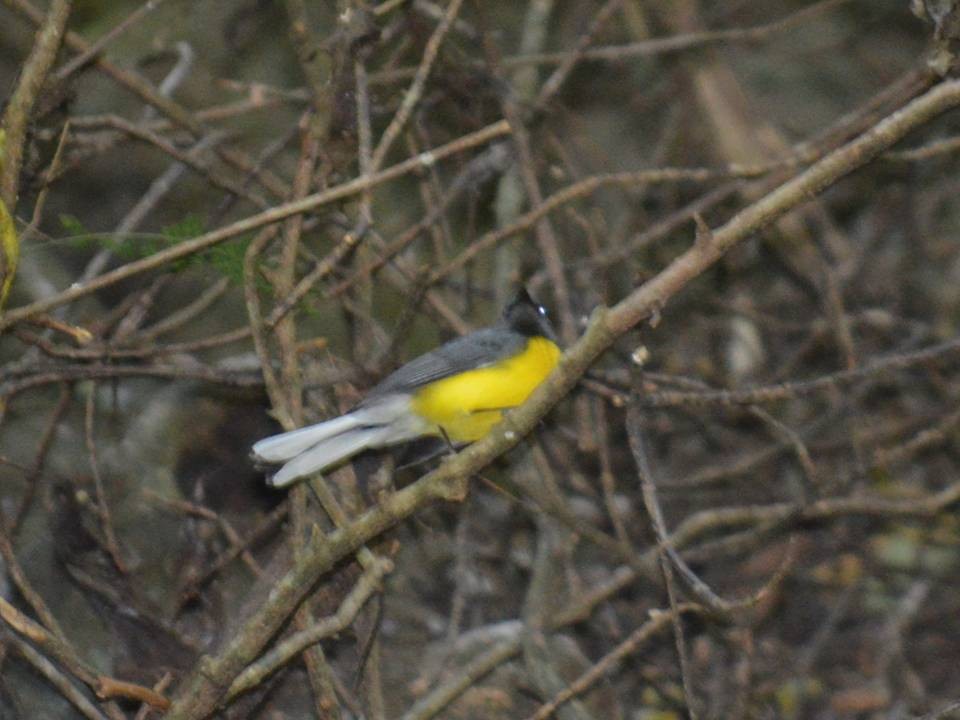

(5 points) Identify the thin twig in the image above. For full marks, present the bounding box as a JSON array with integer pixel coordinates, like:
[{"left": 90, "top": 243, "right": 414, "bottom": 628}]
[
  {"left": 8, "top": 382, "right": 70, "bottom": 535},
  {"left": 626, "top": 404, "right": 699, "bottom": 718},
  {"left": 0, "top": 119, "right": 511, "bottom": 330},
  {"left": 226, "top": 556, "right": 394, "bottom": 699},
  {"left": 3, "top": 631, "right": 109, "bottom": 720},
  {"left": 371, "top": 0, "right": 465, "bottom": 170},
  {"left": 53, "top": 0, "right": 165, "bottom": 82},
  {"left": 641, "top": 335, "right": 960, "bottom": 408},
  {"left": 525, "top": 605, "right": 703, "bottom": 720}
]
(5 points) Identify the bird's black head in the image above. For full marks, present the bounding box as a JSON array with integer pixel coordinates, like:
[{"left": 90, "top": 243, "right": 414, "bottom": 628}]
[{"left": 503, "top": 288, "right": 558, "bottom": 341}]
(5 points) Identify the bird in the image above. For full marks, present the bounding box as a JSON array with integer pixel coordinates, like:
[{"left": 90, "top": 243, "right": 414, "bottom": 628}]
[{"left": 252, "top": 288, "right": 561, "bottom": 487}]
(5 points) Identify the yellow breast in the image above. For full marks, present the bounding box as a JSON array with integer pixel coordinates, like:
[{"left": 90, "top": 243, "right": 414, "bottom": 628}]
[{"left": 410, "top": 337, "right": 561, "bottom": 442}]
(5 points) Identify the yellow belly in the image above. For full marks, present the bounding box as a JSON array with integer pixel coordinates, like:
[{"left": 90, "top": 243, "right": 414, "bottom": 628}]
[{"left": 410, "top": 337, "right": 561, "bottom": 442}]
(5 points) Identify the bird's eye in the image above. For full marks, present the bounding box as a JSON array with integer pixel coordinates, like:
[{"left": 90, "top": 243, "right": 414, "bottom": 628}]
[{"left": 537, "top": 305, "right": 546, "bottom": 316}]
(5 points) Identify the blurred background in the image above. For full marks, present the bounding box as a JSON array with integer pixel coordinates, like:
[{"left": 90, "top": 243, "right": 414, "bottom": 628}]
[{"left": 2, "top": 0, "right": 960, "bottom": 718}]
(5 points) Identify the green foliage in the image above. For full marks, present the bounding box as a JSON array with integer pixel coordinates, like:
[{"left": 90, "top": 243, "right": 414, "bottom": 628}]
[
  {"left": 163, "top": 215, "right": 205, "bottom": 272},
  {"left": 58, "top": 213, "right": 89, "bottom": 240},
  {"left": 205, "top": 237, "right": 249, "bottom": 285},
  {"left": 56, "top": 213, "right": 250, "bottom": 284}
]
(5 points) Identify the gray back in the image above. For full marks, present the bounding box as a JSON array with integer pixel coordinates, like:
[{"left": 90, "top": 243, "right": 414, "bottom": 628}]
[{"left": 363, "top": 324, "right": 526, "bottom": 402}]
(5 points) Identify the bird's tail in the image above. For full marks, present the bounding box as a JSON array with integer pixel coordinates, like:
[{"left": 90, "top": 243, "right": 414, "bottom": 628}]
[
  {"left": 252, "top": 397, "right": 425, "bottom": 487},
  {"left": 252, "top": 414, "right": 363, "bottom": 463},
  {"left": 266, "top": 425, "right": 398, "bottom": 487}
]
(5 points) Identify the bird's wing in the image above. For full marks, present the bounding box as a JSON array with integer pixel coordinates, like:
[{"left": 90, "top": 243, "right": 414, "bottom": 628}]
[{"left": 364, "top": 326, "right": 523, "bottom": 400}]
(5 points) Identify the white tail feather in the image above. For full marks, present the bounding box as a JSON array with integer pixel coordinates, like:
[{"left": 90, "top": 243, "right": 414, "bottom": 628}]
[
  {"left": 269, "top": 426, "right": 394, "bottom": 487},
  {"left": 256, "top": 395, "right": 428, "bottom": 487},
  {"left": 251, "top": 414, "right": 363, "bottom": 462}
]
